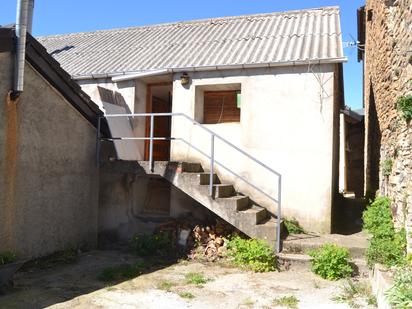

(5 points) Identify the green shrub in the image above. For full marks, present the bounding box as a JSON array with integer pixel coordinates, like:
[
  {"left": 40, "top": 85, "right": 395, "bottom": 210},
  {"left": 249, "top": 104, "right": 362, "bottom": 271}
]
[
  {"left": 132, "top": 232, "right": 173, "bottom": 256},
  {"left": 308, "top": 243, "right": 353, "bottom": 280},
  {"left": 284, "top": 219, "right": 304, "bottom": 234},
  {"left": 363, "top": 197, "right": 394, "bottom": 238},
  {"left": 363, "top": 197, "right": 407, "bottom": 267},
  {"left": 366, "top": 229, "right": 407, "bottom": 268},
  {"left": 397, "top": 95, "right": 412, "bottom": 122},
  {"left": 227, "top": 236, "right": 277, "bottom": 272},
  {"left": 386, "top": 267, "right": 412, "bottom": 309},
  {"left": 0, "top": 251, "right": 17, "bottom": 265},
  {"left": 381, "top": 159, "right": 393, "bottom": 177}
]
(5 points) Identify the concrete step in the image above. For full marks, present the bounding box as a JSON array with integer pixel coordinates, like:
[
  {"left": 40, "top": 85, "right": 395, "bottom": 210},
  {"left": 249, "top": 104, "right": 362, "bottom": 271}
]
[
  {"left": 213, "top": 184, "right": 235, "bottom": 198},
  {"left": 277, "top": 252, "right": 369, "bottom": 276},
  {"left": 216, "top": 196, "right": 249, "bottom": 211},
  {"left": 198, "top": 173, "right": 220, "bottom": 185},
  {"left": 239, "top": 205, "right": 268, "bottom": 225},
  {"left": 282, "top": 232, "right": 368, "bottom": 259},
  {"left": 181, "top": 162, "right": 204, "bottom": 173}
]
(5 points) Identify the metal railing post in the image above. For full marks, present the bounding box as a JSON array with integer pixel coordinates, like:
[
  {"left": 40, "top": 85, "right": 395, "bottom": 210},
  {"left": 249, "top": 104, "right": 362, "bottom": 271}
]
[
  {"left": 96, "top": 116, "right": 101, "bottom": 167},
  {"left": 210, "top": 134, "right": 215, "bottom": 197},
  {"left": 276, "top": 175, "right": 282, "bottom": 253},
  {"left": 149, "top": 115, "right": 154, "bottom": 172}
]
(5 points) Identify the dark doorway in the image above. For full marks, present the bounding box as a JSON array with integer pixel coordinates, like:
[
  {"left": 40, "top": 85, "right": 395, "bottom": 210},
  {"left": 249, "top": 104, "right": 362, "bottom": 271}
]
[{"left": 145, "top": 83, "right": 173, "bottom": 161}]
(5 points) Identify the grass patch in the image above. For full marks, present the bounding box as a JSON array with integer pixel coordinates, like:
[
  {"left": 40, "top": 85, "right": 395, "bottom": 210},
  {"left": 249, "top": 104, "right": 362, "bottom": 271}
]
[
  {"left": 185, "top": 272, "right": 208, "bottom": 286},
  {"left": 272, "top": 295, "right": 299, "bottom": 309},
  {"left": 242, "top": 297, "right": 255, "bottom": 307},
  {"left": 284, "top": 218, "right": 304, "bottom": 234},
  {"left": 332, "top": 280, "right": 377, "bottom": 308},
  {"left": 179, "top": 291, "right": 195, "bottom": 299},
  {"left": 227, "top": 235, "right": 277, "bottom": 272},
  {"left": 97, "top": 263, "right": 144, "bottom": 282},
  {"left": 157, "top": 280, "right": 176, "bottom": 291},
  {"left": 0, "top": 251, "right": 17, "bottom": 265},
  {"left": 308, "top": 243, "right": 353, "bottom": 280}
]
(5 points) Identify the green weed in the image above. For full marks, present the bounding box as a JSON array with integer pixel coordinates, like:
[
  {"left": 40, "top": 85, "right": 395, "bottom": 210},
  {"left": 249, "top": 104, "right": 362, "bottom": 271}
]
[
  {"left": 308, "top": 243, "right": 353, "bottom": 280},
  {"left": 227, "top": 235, "right": 277, "bottom": 272},
  {"left": 272, "top": 295, "right": 299, "bottom": 309}
]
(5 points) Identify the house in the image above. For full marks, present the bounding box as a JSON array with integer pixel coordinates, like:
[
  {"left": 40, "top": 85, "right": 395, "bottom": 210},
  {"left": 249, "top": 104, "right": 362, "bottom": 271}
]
[
  {"left": 0, "top": 26, "right": 109, "bottom": 258},
  {"left": 357, "top": 0, "right": 412, "bottom": 252},
  {"left": 38, "top": 6, "right": 347, "bottom": 238}
]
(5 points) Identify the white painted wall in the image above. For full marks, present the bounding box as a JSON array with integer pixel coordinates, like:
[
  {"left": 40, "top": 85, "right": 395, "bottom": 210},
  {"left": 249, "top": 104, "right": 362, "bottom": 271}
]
[
  {"left": 170, "top": 64, "right": 339, "bottom": 233},
  {"left": 77, "top": 64, "right": 340, "bottom": 233}
]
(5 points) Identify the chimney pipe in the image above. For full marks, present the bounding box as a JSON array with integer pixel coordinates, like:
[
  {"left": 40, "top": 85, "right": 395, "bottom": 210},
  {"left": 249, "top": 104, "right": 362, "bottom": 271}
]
[{"left": 11, "top": 0, "right": 34, "bottom": 100}]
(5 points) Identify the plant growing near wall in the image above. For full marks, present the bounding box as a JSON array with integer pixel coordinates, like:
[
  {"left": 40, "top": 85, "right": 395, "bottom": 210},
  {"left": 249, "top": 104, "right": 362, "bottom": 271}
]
[
  {"left": 308, "top": 243, "right": 353, "bottom": 280},
  {"left": 0, "top": 252, "right": 17, "bottom": 266},
  {"left": 284, "top": 218, "right": 305, "bottom": 234},
  {"left": 386, "top": 267, "right": 412, "bottom": 309},
  {"left": 133, "top": 232, "right": 174, "bottom": 257},
  {"left": 363, "top": 197, "right": 407, "bottom": 267},
  {"left": 397, "top": 95, "right": 412, "bottom": 122},
  {"left": 381, "top": 159, "right": 393, "bottom": 177}
]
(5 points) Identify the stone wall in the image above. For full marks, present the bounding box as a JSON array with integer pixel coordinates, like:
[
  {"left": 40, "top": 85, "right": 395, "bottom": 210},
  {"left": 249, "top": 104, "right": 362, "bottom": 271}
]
[{"left": 363, "top": 0, "right": 412, "bottom": 252}]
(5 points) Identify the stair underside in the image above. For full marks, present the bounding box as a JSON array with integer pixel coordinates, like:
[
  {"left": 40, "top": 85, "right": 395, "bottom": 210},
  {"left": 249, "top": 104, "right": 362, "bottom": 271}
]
[{"left": 138, "top": 161, "right": 282, "bottom": 247}]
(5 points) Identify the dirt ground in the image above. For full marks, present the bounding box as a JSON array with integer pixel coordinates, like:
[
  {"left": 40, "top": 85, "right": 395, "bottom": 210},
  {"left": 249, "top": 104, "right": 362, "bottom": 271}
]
[{"left": 0, "top": 250, "right": 371, "bottom": 309}]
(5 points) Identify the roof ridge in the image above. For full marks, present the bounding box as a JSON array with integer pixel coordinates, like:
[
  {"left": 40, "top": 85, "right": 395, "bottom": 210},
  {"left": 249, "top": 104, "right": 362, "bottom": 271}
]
[{"left": 38, "top": 6, "right": 340, "bottom": 40}]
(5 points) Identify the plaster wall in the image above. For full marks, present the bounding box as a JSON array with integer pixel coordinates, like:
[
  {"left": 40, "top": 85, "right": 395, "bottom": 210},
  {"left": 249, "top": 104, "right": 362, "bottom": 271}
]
[
  {"left": 170, "top": 65, "right": 339, "bottom": 233},
  {"left": 0, "top": 53, "right": 98, "bottom": 258}
]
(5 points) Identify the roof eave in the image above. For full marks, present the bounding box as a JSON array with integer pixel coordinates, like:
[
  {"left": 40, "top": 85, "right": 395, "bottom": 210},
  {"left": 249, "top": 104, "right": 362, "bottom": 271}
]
[{"left": 72, "top": 57, "right": 348, "bottom": 82}]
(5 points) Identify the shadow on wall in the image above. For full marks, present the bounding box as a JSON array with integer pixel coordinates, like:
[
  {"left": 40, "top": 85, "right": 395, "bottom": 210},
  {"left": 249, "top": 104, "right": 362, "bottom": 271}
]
[{"left": 367, "top": 84, "right": 381, "bottom": 196}]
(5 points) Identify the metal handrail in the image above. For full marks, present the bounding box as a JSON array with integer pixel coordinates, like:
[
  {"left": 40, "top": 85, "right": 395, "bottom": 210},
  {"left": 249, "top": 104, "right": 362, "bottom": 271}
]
[{"left": 97, "top": 112, "right": 282, "bottom": 252}]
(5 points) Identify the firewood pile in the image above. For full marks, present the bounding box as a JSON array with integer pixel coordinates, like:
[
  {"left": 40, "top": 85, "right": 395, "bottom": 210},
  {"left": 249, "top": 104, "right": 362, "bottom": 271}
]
[
  {"left": 154, "top": 217, "right": 240, "bottom": 261},
  {"left": 188, "top": 219, "right": 240, "bottom": 262}
]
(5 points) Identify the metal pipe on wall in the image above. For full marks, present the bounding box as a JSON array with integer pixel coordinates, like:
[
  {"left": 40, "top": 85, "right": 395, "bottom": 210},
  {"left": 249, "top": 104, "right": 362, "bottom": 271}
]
[{"left": 11, "top": 0, "right": 34, "bottom": 100}]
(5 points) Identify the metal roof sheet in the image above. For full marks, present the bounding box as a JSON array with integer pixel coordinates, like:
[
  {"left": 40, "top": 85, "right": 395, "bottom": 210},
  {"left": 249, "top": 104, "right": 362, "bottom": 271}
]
[{"left": 38, "top": 6, "right": 345, "bottom": 79}]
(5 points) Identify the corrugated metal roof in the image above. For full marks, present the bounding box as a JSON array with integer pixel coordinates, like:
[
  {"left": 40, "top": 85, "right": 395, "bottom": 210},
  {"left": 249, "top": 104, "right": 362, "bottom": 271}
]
[{"left": 38, "top": 6, "right": 345, "bottom": 79}]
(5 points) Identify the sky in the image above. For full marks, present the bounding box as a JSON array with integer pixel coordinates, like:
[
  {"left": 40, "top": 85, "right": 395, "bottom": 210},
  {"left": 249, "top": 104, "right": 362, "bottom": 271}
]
[{"left": 1, "top": 0, "right": 364, "bottom": 109}]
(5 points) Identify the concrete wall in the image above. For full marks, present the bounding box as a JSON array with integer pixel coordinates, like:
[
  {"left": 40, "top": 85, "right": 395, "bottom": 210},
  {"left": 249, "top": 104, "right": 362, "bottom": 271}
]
[
  {"left": 98, "top": 145, "right": 211, "bottom": 240},
  {"left": 0, "top": 52, "right": 98, "bottom": 258},
  {"left": 170, "top": 65, "right": 339, "bottom": 233},
  {"left": 363, "top": 0, "right": 412, "bottom": 251}
]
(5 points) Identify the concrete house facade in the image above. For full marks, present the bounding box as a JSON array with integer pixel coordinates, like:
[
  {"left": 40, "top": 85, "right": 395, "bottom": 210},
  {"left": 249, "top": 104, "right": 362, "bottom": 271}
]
[
  {"left": 39, "top": 6, "right": 346, "bottom": 235},
  {"left": 0, "top": 27, "right": 108, "bottom": 258}
]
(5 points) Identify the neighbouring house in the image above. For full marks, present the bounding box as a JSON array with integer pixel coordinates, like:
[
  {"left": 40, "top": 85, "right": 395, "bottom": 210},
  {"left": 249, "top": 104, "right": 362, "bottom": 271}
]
[
  {"left": 358, "top": 0, "right": 412, "bottom": 252},
  {"left": 339, "top": 107, "right": 365, "bottom": 198},
  {"left": 0, "top": 26, "right": 108, "bottom": 258},
  {"left": 38, "top": 6, "right": 347, "bottom": 237}
]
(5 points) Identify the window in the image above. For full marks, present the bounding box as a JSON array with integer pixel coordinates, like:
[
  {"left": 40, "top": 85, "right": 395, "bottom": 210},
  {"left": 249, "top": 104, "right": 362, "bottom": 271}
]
[{"left": 203, "top": 91, "right": 240, "bottom": 124}]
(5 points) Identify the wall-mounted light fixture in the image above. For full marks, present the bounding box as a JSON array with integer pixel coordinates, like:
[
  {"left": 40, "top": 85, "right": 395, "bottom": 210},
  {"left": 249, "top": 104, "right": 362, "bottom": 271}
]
[{"left": 180, "top": 72, "right": 190, "bottom": 85}]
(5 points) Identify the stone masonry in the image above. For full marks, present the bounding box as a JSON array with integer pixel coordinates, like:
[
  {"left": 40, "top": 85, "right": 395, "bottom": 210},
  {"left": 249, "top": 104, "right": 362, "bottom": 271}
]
[{"left": 363, "top": 0, "right": 412, "bottom": 252}]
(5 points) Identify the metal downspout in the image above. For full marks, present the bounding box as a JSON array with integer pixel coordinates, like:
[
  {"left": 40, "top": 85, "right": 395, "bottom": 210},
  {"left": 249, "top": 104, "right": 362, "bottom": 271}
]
[{"left": 11, "top": 0, "right": 34, "bottom": 100}]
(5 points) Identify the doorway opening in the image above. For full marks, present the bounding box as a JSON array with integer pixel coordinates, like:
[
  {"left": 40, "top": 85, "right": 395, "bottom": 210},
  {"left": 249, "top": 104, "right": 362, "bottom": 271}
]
[{"left": 145, "top": 83, "right": 173, "bottom": 161}]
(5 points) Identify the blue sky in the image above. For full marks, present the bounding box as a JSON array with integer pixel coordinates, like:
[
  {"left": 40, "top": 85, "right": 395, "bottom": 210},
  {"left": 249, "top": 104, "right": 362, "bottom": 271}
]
[{"left": 1, "top": 0, "right": 364, "bottom": 109}]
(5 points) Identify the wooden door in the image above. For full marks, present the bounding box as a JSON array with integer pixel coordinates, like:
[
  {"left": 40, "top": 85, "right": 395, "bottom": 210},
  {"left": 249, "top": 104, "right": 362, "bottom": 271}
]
[{"left": 145, "top": 85, "right": 172, "bottom": 160}]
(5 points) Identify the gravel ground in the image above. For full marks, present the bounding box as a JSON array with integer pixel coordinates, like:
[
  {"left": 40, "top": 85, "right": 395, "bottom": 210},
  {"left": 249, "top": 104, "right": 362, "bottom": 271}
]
[{"left": 0, "top": 250, "right": 372, "bottom": 309}]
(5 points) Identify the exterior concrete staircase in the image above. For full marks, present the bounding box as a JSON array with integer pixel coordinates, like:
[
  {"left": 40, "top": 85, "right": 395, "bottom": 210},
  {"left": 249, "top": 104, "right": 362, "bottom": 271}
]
[{"left": 138, "top": 161, "right": 283, "bottom": 248}]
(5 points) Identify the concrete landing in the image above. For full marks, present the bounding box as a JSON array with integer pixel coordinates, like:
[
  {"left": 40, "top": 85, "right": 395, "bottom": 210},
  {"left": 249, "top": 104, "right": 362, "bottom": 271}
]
[{"left": 282, "top": 232, "right": 370, "bottom": 258}]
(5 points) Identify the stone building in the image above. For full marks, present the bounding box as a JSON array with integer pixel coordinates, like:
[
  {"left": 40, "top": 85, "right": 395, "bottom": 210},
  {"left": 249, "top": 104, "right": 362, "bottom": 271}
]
[{"left": 358, "top": 0, "right": 412, "bottom": 252}]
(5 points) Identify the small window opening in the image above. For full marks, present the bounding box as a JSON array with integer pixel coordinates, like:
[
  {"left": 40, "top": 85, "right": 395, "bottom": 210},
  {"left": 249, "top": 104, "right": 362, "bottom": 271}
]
[{"left": 203, "top": 90, "right": 241, "bottom": 124}]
